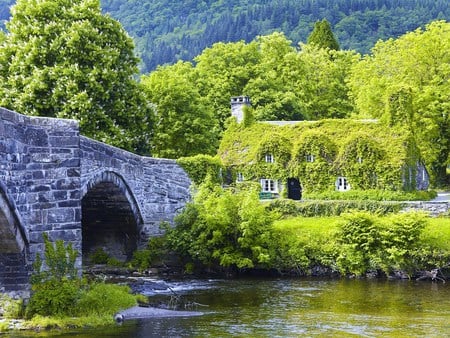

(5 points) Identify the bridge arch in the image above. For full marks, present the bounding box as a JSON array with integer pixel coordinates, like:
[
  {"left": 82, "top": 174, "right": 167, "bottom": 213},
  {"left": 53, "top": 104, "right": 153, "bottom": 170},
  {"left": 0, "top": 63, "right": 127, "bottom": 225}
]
[
  {"left": 81, "top": 171, "right": 144, "bottom": 264},
  {"left": 0, "top": 181, "right": 30, "bottom": 293}
]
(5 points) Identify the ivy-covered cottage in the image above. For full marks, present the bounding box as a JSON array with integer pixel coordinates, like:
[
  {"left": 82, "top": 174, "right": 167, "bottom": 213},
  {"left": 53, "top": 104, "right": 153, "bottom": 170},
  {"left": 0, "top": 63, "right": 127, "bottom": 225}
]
[{"left": 218, "top": 96, "right": 429, "bottom": 199}]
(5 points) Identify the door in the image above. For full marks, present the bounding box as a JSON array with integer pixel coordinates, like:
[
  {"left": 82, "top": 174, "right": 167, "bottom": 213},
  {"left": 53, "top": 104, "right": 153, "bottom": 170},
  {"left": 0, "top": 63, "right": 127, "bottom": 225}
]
[{"left": 287, "top": 178, "right": 302, "bottom": 200}]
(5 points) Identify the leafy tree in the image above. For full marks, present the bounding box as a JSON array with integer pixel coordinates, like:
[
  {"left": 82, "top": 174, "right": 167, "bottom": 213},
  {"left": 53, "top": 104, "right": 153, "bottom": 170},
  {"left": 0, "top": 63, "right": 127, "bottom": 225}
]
[
  {"left": 141, "top": 61, "right": 218, "bottom": 158},
  {"left": 349, "top": 20, "right": 450, "bottom": 186},
  {"left": 307, "top": 19, "right": 340, "bottom": 50},
  {"left": 244, "top": 32, "right": 307, "bottom": 121},
  {"left": 194, "top": 40, "right": 260, "bottom": 130},
  {"left": 0, "top": 0, "right": 154, "bottom": 153},
  {"left": 296, "top": 44, "right": 357, "bottom": 119},
  {"left": 167, "top": 181, "right": 276, "bottom": 270}
]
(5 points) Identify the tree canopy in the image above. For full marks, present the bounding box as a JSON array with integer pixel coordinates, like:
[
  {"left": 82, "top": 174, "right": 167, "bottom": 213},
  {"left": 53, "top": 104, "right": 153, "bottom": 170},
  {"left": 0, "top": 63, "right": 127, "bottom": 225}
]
[
  {"left": 307, "top": 19, "right": 340, "bottom": 50},
  {"left": 141, "top": 61, "right": 218, "bottom": 158},
  {"left": 349, "top": 20, "right": 450, "bottom": 186},
  {"left": 0, "top": 0, "right": 153, "bottom": 153}
]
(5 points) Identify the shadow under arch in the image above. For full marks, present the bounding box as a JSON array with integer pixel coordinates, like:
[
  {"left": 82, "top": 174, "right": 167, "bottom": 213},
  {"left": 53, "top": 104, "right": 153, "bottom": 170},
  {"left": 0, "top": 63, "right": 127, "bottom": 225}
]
[
  {"left": 0, "top": 181, "right": 30, "bottom": 292},
  {"left": 81, "top": 171, "right": 144, "bottom": 265}
]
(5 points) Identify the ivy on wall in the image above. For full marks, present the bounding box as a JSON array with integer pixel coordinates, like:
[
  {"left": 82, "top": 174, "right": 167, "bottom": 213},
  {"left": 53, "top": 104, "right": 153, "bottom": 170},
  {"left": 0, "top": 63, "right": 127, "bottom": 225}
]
[
  {"left": 218, "top": 119, "right": 423, "bottom": 193},
  {"left": 337, "top": 132, "right": 385, "bottom": 190},
  {"left": 177, "top": 154, "right": 223, "bottom": 185},
  {"left": 290, "top": 130, "right": 337, "bottom": 193}
]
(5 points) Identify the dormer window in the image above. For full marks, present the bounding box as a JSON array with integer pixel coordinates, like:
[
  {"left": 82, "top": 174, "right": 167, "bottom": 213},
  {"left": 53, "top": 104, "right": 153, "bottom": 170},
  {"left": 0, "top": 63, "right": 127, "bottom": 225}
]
[
  {"left": 265, "top": 154, "right": 274, "bottom": 163},
  {"left": 306, "top": 154, "right": 315, "bottom": 163}
]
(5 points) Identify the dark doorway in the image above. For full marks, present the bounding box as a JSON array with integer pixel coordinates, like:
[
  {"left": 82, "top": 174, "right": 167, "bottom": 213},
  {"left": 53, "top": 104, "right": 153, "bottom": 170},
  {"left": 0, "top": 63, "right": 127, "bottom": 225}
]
[
  {"left": 82, "top": 182, "right": 139, "bottom": 265},
  {"left": 287, "top": 178, "right": 302, "bottom": 200}
]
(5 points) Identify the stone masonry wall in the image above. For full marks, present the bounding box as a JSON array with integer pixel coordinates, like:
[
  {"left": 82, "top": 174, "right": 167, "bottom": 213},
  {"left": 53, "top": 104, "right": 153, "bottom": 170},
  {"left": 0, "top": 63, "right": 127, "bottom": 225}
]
[
  {"left": 1, "top": 107, "right": 191, "bottom": 294},
  {"left": 0, "top": 107, "right": 82, "bottom": 293},
  {"left": 80, "top": 136, "right": 191, "bottom": 242}
]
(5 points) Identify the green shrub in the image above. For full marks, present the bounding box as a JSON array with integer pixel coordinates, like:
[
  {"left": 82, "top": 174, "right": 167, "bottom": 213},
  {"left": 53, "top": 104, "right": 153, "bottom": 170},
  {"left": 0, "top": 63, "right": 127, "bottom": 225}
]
[
  {"left": 304, "top": 189, "right": 436, "bottom": 201},
  {"left": 89, "top": 248, "right": 110, "bottom": 264},
  {"left": 267, "top": 198, "right": 402, "bottom": 217},
  {"left": 167, "top": 182, "right": 276, "bottom": 269},
  {"left": 177, "top": 154, "right": 223, "bottom": 185},
  {"left": 75, "top": 283, "right": 136, "bottom": 316},
  {"left": 335, "top": 212, "right": 381, "bottom": 275},
  {"left": 27, "top": 234, "right": 81, "bottom": 319},
  {"left": 0, "top": 294, "right": 23, "bottom": 319},
  {"left": 26, "top": 278, "right": 84, "bottom": 318}
]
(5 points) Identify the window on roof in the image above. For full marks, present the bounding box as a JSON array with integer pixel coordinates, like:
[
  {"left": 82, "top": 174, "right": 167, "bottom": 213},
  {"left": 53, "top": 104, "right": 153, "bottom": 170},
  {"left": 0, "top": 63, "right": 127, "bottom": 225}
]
[{"left": 265, "top": 153, "right": 274, "bottom": 163}]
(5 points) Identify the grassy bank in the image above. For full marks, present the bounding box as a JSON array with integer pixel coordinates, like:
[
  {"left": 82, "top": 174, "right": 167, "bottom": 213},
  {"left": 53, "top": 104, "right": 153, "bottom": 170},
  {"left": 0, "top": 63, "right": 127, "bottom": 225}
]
[
  {"left": 272, "top": 214, "right": 450, "bottom": 276},
  {"left": 274, "top": 216, "right": 450, "bottom": 252}
]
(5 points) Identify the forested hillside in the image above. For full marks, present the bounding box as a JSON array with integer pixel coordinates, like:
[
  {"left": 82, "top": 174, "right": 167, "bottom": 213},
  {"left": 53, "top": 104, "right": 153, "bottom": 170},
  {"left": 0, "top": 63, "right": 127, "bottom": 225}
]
[
  {"left": 0, "top": 0, "right": 449, "bottom": 72},
  {"left": 102, "top": 0, "right": 449, "bottom": 72}
]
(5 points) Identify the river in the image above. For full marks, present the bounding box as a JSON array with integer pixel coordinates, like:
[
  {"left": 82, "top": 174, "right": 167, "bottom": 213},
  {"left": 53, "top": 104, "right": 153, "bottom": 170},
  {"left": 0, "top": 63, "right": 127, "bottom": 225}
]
[{"left": 6, "top": 278, "right": 450, "bottom": 337}]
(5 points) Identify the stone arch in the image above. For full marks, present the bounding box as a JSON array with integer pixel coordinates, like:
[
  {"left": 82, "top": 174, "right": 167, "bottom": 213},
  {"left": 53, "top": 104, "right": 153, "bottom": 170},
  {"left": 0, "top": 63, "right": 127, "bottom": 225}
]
[
  {"left": 0, "top": 181, "right": 30, "bottom": 293},
  {"left": 0, "top": 181, "right": 28, "bottom": 254},
  {"left": 81, "top": 171, "right": 144, "bottom": 265}
]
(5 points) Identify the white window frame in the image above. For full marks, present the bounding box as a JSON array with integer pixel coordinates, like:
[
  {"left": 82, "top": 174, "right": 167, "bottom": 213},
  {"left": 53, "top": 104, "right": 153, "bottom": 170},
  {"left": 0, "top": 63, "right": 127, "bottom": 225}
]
[
  {"left": 265, "top": 153, "right": 274, "bottom": 163},
  {"left": 236, "top": 172, "right": 244, "bottom": 182},
  {"left": 260, "top": 179, "right": 278, "bottom": 193},
  {"left": 336, "top": 177, "right": 350, "bottom": 191},
  {"left": 306, "top": 154, "right": 315, "bottom": 163}
]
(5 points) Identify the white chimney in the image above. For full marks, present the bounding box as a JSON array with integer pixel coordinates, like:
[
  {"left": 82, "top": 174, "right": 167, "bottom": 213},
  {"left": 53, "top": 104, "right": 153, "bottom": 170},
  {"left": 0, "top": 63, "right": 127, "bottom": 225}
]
[{"left": 230, "top": 96, "right": 251, "bottom": 123}]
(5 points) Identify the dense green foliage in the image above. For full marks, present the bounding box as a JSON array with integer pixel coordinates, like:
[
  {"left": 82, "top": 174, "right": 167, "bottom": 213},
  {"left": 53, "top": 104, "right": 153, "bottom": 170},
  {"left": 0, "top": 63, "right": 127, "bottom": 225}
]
[
  {"left": 0, "top": 0, "right": 153, "bottom": 153},
  {"left": 167, "top": 182, "right": 276, "bottom": 270},
  {"left": 96, "top": 0, "right": 450, "bottom": 72},
  {"left": 26, "top": 234, "right": 136, "bottom": 320},
  {"left": 267, "top": 199, "right": 404, "bottom": 217},
  {"left": 219, "top": 119, "right": 417, "bottom": 193},
  {"left": 177, "top": 154, "right": 223, "bottom": 185},
  {"left": 167, "top": 184, "right": 450, "bottom": 276},
  {"left": 307, "top": 19, "right": 340, "bottom": 50},
  {"left": 349, "top": 21, "right": 450, "bottom": 186},
  {"left": 141, "top": 61, "right": 218, "bottom": 158}
]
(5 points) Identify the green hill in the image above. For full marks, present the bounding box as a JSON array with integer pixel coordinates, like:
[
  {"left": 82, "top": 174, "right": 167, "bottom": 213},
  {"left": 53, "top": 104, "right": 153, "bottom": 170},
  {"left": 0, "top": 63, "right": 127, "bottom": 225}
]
[{"left": 1, "top": 0, "right": 449, "bottom": 72}]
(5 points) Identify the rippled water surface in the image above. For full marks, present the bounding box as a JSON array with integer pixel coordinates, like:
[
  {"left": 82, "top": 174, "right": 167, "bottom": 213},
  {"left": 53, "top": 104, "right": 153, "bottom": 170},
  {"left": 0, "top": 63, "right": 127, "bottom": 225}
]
[{"left": 8, "top": 278, "right": 450, "bottom": 337}]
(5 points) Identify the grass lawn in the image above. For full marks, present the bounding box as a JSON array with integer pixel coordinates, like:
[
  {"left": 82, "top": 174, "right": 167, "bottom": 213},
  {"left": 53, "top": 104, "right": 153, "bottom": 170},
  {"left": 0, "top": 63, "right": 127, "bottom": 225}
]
[{"left": 274, "top": 214, "right": 450, "bottom": 252}]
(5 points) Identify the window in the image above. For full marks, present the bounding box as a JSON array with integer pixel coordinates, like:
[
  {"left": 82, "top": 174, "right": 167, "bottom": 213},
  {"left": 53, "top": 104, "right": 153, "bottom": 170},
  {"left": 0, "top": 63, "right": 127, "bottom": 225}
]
[
  {"left": 336, "top": 177, "right": 350, "bottom": 191},
  {"left": 306, "top": 154, "right": 315, "bottom": 163},
  {"left": 261, "top": 179, "right": 278, "bottom": 193},
  {"left": 265, "top": 153, "right": 274, "bottom": 163},
  {"left": 237, "top": 172, "right": 244, "bottom": 182}
]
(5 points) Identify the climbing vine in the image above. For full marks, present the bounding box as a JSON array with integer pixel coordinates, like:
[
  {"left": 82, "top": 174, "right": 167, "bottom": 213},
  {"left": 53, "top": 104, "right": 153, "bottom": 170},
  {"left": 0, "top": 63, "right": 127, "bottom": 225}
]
[
  {"left": 337, "top": 133, "right": 385, "bottom": 190},
  {"left": 218, "top": 119, "right": 423, "bottom": 195},
  {"left": 290, "top": 130, "right": 337, "bottom": 193}
]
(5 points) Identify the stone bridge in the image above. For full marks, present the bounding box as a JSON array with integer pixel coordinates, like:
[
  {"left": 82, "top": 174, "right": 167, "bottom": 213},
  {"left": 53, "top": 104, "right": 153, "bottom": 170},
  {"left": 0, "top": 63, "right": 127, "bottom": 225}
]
[{"left": 0, "top": 107, "right": 191, "bottom": 295}]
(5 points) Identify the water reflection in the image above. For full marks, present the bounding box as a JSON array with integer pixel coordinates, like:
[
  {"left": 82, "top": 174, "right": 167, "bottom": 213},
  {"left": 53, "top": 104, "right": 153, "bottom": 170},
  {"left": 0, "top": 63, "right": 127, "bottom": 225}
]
[{"left": 5, "top": 278, "right": 450, "bottom": 337}]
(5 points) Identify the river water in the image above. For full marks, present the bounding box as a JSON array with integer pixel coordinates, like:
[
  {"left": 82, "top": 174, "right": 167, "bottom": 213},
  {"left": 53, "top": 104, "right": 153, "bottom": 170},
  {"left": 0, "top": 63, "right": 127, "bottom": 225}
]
[{"left": 7, "top": 278, "right": 450, "bottom": 337}]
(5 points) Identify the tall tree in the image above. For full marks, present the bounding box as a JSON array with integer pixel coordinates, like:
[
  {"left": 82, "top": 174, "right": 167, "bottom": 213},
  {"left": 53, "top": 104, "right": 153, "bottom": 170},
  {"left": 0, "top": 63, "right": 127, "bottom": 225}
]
[
  {"left": 194, "top": 40, "right": 260, "bottom": 130},
  {"left": 307, "top": 19, "right": 340, "bottom": 50},
  {"left": 0, "top": 0, "right": 153, "bottom": 153},
  {"left": 141, "top": 61, "right": 218, "bottom": 158},
  {"left": 349, "top": 20, "right": 450, "bottom": 186},
  {"left": 296, "top": 43, "right": 357, "bottom": 119},
  {"left": 244, "top": 32, "right": 306, "bottom": 121}
]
